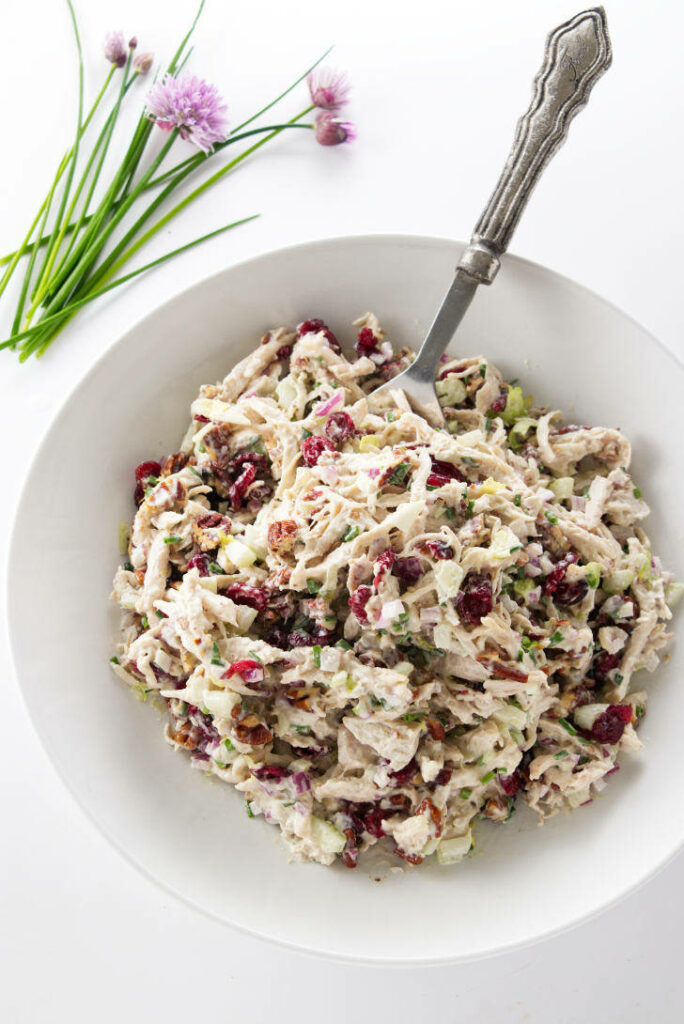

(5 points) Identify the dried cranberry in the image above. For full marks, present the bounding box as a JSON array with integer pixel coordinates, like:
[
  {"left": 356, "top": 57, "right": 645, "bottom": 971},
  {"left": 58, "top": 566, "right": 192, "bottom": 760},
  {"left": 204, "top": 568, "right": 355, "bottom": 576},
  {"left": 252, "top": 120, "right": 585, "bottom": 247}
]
[
  {"left": 194, "top": 414, "right": 210, "bottom": 423},
  {"left": 488, "top": 389, "right": 508, "bottom": 415},
  {"left": 228, "top": 461, "right": 256, "bottom": 510},
  {"left": 224, "top": 583, "right": 268, "bottom": 612},
  {"left": 186, "top": 552, "right": 211, "bottom": 577},
  {"left": 227, "top": 451, "right": 269, "bottom": 474},
  {"left": 135, "top": 460, "right": 162, "bottom": 482},
  {"left": 325, "top": 411, "right": 356, "bottom": 445},
  {"left": 388, "top": 757, "right": 418, "bottom": 787},
  {"left": 591, "top": 704, "right": 633, "bottom": 744},
  {"left": 276, "top": 344, "right": 292, "bottom": 359},
  {"left": 455, "top": 573, "right": 493, "bottom": 625},
  {"left": 287, "top": 631, "right": 318, "bottom": 648},
  {"left": 373, "top": 548, "right": 395, "bottom": 588},
  {"left": 438, "top": 363, "right": 466, "bottom": 381},
  {"left": 252, "top": 764, "right": 288, "bottom": 781},
  {"left": 355, "top": 326, "right": 380, "bottom": 358},
  {"left": 393, "top": 556, "right": 423, "bottom": 585},
  {"left": 349, "top": 585, "right": 372, "bottom": 624},
  {"left": 246, "top": 482, "right": 272, "bottom": 511},
  {"left": 543, "top": 552, "right": 578, "bottom": 597},
  {"left": 301, "top": 435, "right": 335, "bottom": 467},
  {"left": 134, "top": 482, "right": 145, "bottom": 505},
  {"left": 591, "top": 650, "right": 621, "bottom": 683},
  {"left": 432, "top": 767, "right": 453, "bottom": 787},
  {"left": 427, "top": 457, "right": 465, "bottom": 488},
  {"left": 499, "top": 771, "right": 521, "bottom": 797},
  {"left": 265, "top": 626, "right": 289, "bottom": 649},
  {"left": 363, "top": 805, "right": 387, "bottom": 838},
  {"left": 223, "top": 659, "right": 264, "bottom": 683},
  {"left": 297, "top": 318, "right": 340, "bottom": 352},
  {"left": 426, "top": 540, "right": 453, "bottom": 560},
  {"left": 554, "top": 580, "right": 588, "bottom": 606}
]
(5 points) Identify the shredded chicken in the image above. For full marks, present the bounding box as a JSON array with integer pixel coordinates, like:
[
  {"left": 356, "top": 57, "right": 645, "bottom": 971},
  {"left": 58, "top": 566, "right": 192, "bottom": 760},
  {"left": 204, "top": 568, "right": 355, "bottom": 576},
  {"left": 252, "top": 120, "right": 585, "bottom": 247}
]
[{"left": 111, "top": 316, "right": 679, "bottom": 868}]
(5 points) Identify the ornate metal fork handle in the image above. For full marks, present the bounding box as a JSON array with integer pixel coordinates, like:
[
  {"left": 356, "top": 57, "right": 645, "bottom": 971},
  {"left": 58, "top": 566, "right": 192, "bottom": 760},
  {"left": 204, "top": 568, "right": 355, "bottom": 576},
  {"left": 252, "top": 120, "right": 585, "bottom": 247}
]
[{"left": 374, "top": 7, "right": 612, "bottom": 417}]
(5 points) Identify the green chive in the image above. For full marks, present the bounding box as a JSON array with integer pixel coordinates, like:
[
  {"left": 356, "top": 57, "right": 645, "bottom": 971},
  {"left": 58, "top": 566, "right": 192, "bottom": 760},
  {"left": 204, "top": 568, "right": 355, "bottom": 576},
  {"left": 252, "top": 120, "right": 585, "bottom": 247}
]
[
  {"left": 462, "top": 456, "right": 478, "bottom": 467},
  {"left": 312, "top": 645, "right": 321, "bottom": 668},
  {"left": 164, "top": 535, "right": 183, "bottom": 545},
  {"left": 520, "top": 636, "right": 532, "bottom": 651},
  {"left": 283, "top": 801, "right": 295, "bottom": 807},
  {"left": 554, "top": 750, "right": 569, "bottom": 759},
  {"left": 306, "top": 578, "right": 322, "bottom": 594},
  {"left": 444, "top": 507, "right": 456, "bottom": 520},
  {"left": 222, "top": 737, "right": 234, "bottom": 751},
  {"left": 548, "top": 630, "right": 564, "bottom": 646},
  {"left": 209, "top": 561, "right": 223, "bottom": 574},
  {"left": 614, "top": 672, "right": 624, "bottom": 684},
  {"left": 558, "top": 717, "right": 577, "bottom": 736},
  {"left": 123, "top": 560, "right": 134, "bottom": 572},
  {"left": 479, "top": 363, "right": 487, "bottom": 377},
  {"left": 336, "top": 639, "right": 352, "bottom": 650},
  {"left": 210, "top": 640, "right": 224, "bottom": 666},
  {"left": 342, "top": 524, "right": 360, "bottom": 542},
  {"left": 301, "top": 427, "right": 312, "bottom": 439},
  {"left": 245, "top": 800, "right": 254, "bottom": 818},
  {"left": 459, "top": 787, "right": 472, "bottom": 799},
  {"left": 247, "top": 650, "right": 262, "bottom": 663},
  {"left": 402, "top": 712, "right": 422, "bottom": 722},
  {"left": 386, "top": 411, "right": 396, "bottom": 422},
  {"left": 140, "top": 615, "right": 149, "bottom": 630},
  {"left": 109, "top": 655, "right": 120, "bottom": 665},
  {"left": 633, "top": 487, "right": 642, "bottom": 499},
  {"left": 294, "top": 725, "right": 311, "bottom": 735},
  {"left": 476, "top": 754, "right": 485, "bottom": 767},
  {"left": 465, "top": 499, "right": 475, "bottom": 519},
  {"left": 514, "top": 494, "right": 522, "bottom": 507},
  {"left": 635, "top": 704, "right": 645, "bottom": 718},
  {"left": 388, "top": 462, "right": 410, "bottom": 486},
  {"left": 544, "top": 510, "right": 558, "bottom": 525},
  {"left": 155, "top": 609, "right": 165, "bottom": 619},
  {"left": 480, "top": 770, "right": 495, "bottom": 783}
]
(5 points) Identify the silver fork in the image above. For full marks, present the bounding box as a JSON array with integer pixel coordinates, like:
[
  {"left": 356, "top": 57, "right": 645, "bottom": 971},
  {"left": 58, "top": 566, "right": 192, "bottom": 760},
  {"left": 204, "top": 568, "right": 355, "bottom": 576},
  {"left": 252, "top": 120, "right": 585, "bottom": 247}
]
[{"left": 372, "top": 7, "right": 612, "bottom": 422}]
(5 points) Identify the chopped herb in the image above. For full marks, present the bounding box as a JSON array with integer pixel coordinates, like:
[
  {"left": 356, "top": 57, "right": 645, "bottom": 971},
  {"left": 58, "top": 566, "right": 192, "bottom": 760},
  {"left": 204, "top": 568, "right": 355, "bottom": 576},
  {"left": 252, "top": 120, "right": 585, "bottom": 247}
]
[
  {"left": 140, "top": 615, "right": 149, "bottom": 630},
  {"left": 509, "top": 545, "right": 522, "bottom": 553},
  {"left": 123, "top": 561, "right": 134, "bottom": 572},
  {"left": 387, "top": 411, "right": 396, "bottom": 423},
  {"left": 301, "top": 427, "right": 312, "bottom": 439},
  {"left": 520, "top": 636, "right": 532, "bottom": 652},
  {"left": 426, "top": 484, "right": 438, "bottom": 491},
  {"left": 294, "top": 725, "right": 312, "bottom": 735},
  {"left": 558, "top": 717, "right": 577, "bottom": 736},
  {"left": 208, "top": 561, "right": 223, "bottom": 574},
  {"left": 402, "top": 712, "right": 422, "bottom": 722},
  {"left": 544, "top": 510, "right": 558, "bottom": 525},
  {"left": 548, "top": 630, "right": 564, "bottom": 646},
  {"left": 614, "top": 672, "right": 624, "bottom": 684},
  {"left": 155, "top": 610, "right": 165, "bottom": 619},
  {"left": 460, "top": 787, "right": 472, "bottom": 799},
  {"left": 109, "top": 656, "right": 120, "bottom": 665},
  {"left": 223, "top": 737, "right": 235, "bottom": 751},
  {"left": 462, "top": 456, "right": 478, "bottom": 467},
  {"left": 476, "top": 754, "right": 485, "bottom": 767},
  {"left": 190, "top": 466, "right": 204, "bottom": 479},
  {"left": 306, "top": 578, "right": 323, "bottom": 594},
  {"left": 635, "top": 704, "right": 645, "bottom": 718},
  {"left": 164, "top": 535, "right": 183, "bottom": 545},
  {"left": 504, "top": 797, "right": 516, "bottom": 822},
  {"left": 444, "top": 506, "right": 456, "bottom": 520},
  {"left": 198, "top": 443, "right": 206, "bottom": 453},
  {"left": 578, "top": 755, "right": 590, "bottom": 765},
  {"left": 554, "top": 750, "right": 569, "bottom": 759},
  {"left": 479, "top": 363, "right": 487, "bottom": 377},
  {"left": 342, "top": 525, "right": 360, "bottom": 542},
  {"left": 214, "top": 761, "right": 228, "bottom": 769},
  {"left": 465, "top": 499, "right": 475, "bottom": 519},
  {"left": 480, "top": 770, "right": 495, "bottom": 783},
  {"left": 210, "top": 641, "right": 224, "bottom": 666},
  {"left": 388, "top": 462, "right": 411, "bottom": 486},
  {"left": 583, "top": 487, "right": 590, "bottom": 499},
  {"left": 509, "top": 377, "right": 519, "bottom": 386},
  {"left": 245, "top": 800, "right": 254, "bottom": 818},
  {"left": 283, "top": 801, "right": 295, "bottom": 807},
  {"left": 514, "top": 493, "right": 522, "bottom": 507},
  {"left": 336, "top": 639, "right": 352, "bottom": 650},
  {"left": 312, "top": 645, "right": 322, "bottom": 668},
  {"left": 633, "top": 487, "right": 642, "bottom": 499}
]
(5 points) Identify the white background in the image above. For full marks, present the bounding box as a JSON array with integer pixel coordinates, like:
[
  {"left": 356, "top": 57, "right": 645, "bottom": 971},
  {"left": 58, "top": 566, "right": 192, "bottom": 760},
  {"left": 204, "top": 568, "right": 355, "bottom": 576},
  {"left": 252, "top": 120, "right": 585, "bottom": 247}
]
[{"left": 1, "top": 0, "right": 682, "bottom": 1020}]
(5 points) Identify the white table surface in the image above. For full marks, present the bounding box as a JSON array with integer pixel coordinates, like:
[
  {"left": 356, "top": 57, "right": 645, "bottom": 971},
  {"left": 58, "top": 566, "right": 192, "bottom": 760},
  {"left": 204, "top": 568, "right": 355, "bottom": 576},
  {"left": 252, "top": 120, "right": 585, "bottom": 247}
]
[{"left": 2, "top": 0, "right": 682, "bottom": 1019}]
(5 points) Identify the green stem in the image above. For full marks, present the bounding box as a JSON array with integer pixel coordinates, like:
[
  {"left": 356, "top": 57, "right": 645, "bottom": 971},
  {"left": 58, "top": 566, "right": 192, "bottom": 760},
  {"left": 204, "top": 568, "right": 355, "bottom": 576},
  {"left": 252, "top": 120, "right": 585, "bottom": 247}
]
[
  {"left": 28, "top": 0, "right": 84, "bottom": 314},
  {"left": 0, "top": 194, "right": 50, "bottom": 299},
  {"left": 81, "top": 111, "right": 312, "bottom": 298},
  {"left": 167, "top": 0, "right": 205, "bottom": 74},
  {"left": 231, "top": 48, "right": 330, "bottom": 134},
  {"left": 37, "top": 131, "right": 179, "bottom": 318},
  {"left": 32, "top": 59, "right": 135, "bottom": 313},
  {"left": 4, "top": 216, "right": 257, "bottom": 356}
]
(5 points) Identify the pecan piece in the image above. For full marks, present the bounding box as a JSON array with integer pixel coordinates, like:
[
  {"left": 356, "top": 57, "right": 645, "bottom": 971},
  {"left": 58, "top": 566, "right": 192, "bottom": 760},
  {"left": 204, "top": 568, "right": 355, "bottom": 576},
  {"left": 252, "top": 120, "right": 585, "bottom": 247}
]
[
  {"left": 162, "top": 451, "right": 190, "bottom": 476},
  {"left": 267, "top": 519, "right": 298, "bottom": 555}
]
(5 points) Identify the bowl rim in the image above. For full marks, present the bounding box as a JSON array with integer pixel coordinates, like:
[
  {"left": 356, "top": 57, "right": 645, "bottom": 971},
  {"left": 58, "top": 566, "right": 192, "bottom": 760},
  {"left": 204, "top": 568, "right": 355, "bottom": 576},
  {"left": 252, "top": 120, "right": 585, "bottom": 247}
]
[{"left": 7, "top": 232, "right": 684, "bottom": 966}]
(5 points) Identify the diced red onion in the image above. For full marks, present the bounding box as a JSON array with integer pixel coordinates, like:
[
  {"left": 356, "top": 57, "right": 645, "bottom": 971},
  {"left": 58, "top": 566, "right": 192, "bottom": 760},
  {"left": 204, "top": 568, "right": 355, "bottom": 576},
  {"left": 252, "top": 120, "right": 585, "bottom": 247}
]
[
  {"left": 292, "top": 771, "right": 311, "bottom": 793},
  {"left": 420, "top": 606, "right": 442, "bottom": 625},
  {"left": 314, "top": 392, "right": 344, "bottom": 418}
]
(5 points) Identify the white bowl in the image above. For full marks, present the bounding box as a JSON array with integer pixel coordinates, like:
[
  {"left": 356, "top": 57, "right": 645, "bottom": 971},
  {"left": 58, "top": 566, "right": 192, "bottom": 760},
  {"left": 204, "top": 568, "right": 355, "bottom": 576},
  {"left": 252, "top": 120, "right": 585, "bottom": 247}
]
[{"left": 9, "top": 235, "right": 684, "bottom": 964}]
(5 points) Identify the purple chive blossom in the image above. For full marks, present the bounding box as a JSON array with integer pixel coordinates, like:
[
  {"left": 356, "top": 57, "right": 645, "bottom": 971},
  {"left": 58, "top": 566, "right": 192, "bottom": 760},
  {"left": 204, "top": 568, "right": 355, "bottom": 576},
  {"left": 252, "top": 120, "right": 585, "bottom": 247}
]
[
  {"left": 315, "top": 111, "right": 356, "bottom": 147},
  {"left": 104, "top": 31, "right": 127, "bottom": 68},
  {"left": 146, "top": 74, "right": 229, "bottom": 153},
  {"left": 308, "top": 68, "right": 350, "bottom": 110},
  {"left": 133, "top": 52, "right": 154, "bottom": 75}
]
